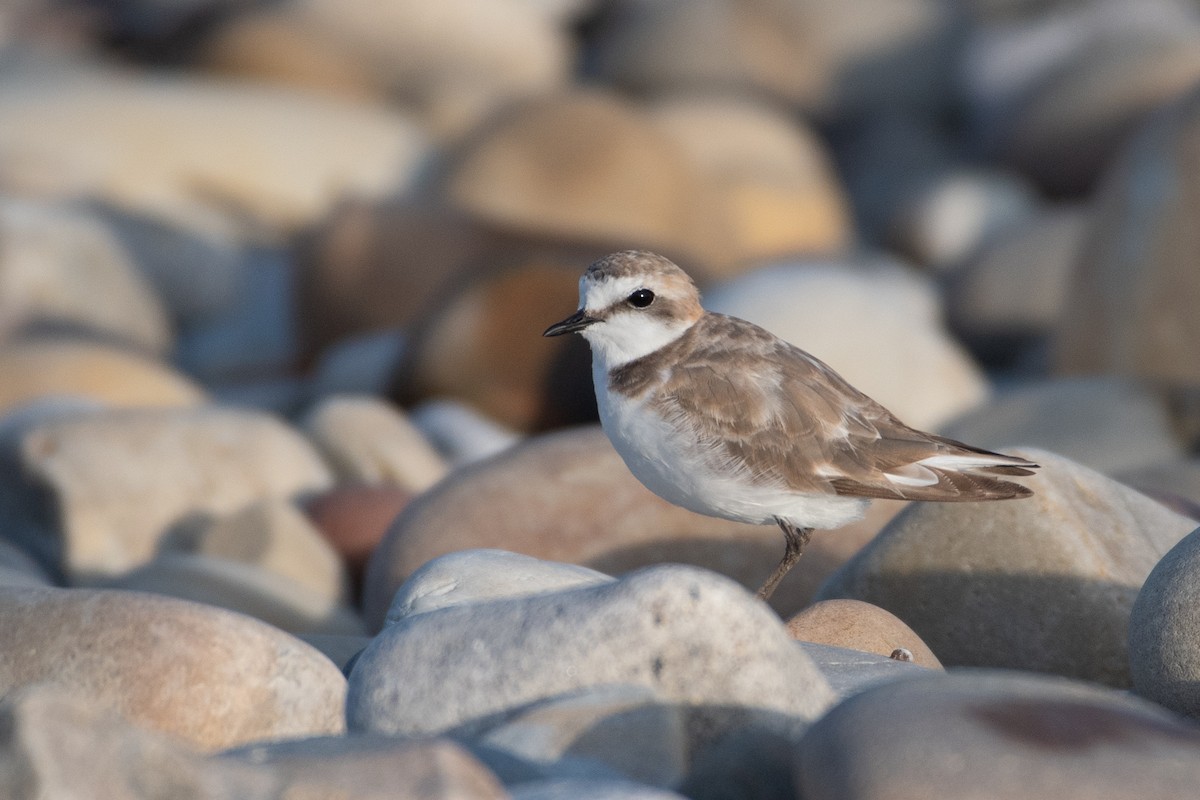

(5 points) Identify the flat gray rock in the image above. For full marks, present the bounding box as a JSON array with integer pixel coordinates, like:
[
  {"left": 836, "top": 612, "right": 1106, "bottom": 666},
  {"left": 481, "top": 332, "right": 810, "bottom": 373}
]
[
  {"left": 1129, "top": 525, "right": 1200, "bottom": 716},
  {"left": 349, "top": 565, "right": 836, "bottom": 741},
  {"left": 511, "top": 779, "right": 686, "bottom": 800},
  {"left": 385, "top": 549, "right": 613, "bottom": 624},
  {"left": 817, "top": 448, "right": 1196, "bottom": 686},
  {"left": 795, "top": 669, "right": 1200, "bottom": 800}
]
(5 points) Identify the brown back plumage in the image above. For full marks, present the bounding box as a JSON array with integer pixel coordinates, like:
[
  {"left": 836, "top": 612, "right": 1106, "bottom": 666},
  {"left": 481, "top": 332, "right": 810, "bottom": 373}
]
[{"left": 610, "top": 311, "right": 1038, "bottom": 503}]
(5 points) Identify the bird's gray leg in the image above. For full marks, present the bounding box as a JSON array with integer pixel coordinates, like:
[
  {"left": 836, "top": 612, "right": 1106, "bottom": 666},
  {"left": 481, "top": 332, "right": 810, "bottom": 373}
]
[{"left": 756, "top": 520, "right": 813, "bottom": 601}]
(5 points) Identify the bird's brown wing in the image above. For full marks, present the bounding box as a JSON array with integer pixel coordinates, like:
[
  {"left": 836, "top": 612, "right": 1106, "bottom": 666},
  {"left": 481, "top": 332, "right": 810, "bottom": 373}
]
[{"left": 650, "top": 314, "right": 1037, "bottom": 501}]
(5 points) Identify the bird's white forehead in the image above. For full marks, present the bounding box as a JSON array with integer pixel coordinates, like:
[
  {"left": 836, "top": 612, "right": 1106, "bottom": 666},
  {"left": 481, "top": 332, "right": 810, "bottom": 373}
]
[{"left": 580, "top": 274, "right": 649, "bottom": 313}]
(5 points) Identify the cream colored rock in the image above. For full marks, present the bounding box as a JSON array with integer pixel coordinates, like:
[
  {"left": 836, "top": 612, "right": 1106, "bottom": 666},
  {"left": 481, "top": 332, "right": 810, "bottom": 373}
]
[
  {"left": 202, "top": 0, "right": 570, "bottom": 140},
  {"left": 0, "top": 197, "right": 172, "bottom": 353},
  {"left": 818, "top": 448, "right": 1197, "bottom": 686},
  {"left": 645, "top": 95, "right": 851, "bottom": 272},
  {"left": 0, "top": 338, "right": 205, "bottom": 415},
  {"left": 785, "top": 599, "right": 942, "bottom": 668},
  {"left": 0, "top": 65, "right": 429, "bottom": 233},
  {"left": 17, "top": 406, "right": 333, "bottom": 579},
  {"left": 363, "top": 426, "right": 842, "bottom": 629},
  {"left": 704, "top": 257, "right": 989, "bottom": 431},
  {"left": 301, "top": 395, "right": 448, "bottom": 492},
  {"left": 166, "top": 497, "right": 350, "bottom": 604},
  {"left": 106, "top": 552, "right": 365, "bottom": 636},
  {"left": 0, "top": 586, "right": 346, "bottom": 750},
  {"left": 440, "top": 91, "right": 730, "bottom": 265}
]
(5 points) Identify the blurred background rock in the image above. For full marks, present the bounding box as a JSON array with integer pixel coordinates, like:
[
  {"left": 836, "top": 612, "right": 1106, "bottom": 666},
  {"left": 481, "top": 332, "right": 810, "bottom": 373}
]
[{"left": 4, "top": 0, "right": 1200, "bottom": 623}]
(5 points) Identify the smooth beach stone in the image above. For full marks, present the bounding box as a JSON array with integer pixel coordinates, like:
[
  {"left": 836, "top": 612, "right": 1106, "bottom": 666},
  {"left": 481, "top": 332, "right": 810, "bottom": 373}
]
[
  {"left": 644, "top": 95, "right": 852, "bottom": 272},
  {"left": 0, "top": 196, "right": 173, "bottom": 353},
  {"left": 107, "top": 552, "right": 365, "bottom": 636},
  {"left": 407, "top": 398, "right": 524, "bottom": 464},
  {"left": 0, "top": 338, "right": 205, "bottom": 415},
  {"left": 818, "top": 448, "right": 1197, "bottom": 686},
  {"left": 168, "top": 497, "right": 350, "bottom": 603},
  {"left": 0, "top": 686, "right": 275, "bottom": 800},
  {"left": 301, "top": 394, "right": 449, "bottom": 492},
  {"left": 798, "top": 641, "right": 933, "bottom": 701},
  {"left": 385, "top": 549, "right": 613, "bottom": 624},
  {"left": 390, "top": 252, "right": 600, "bottom": 432},
  {"left": 589, "top": 0, "right": 957, "bottom": 121},
  {"left": 473, "top": 684, "right": 686, "bottom": 787},
  {"left": 795, "top": 670, "right": 1200, "bottom": 800},
  {"left": 885, "top": 168, "right": 1040, "bottom": 272},
  {"left": 1053, "top": 82, "right": 1200, "bottom": 390},
  {"left": 945, "top": 204, "right": 1087, "bottom": 349},
  {"left": 226, "top": 734, "right": 509, "bottom": 799},
  {"left": 974, "top": 2, "right": 1200, "bottom": 195},
  {"left": 0, "top": 65, "right": 429, "bottom": 233},
  {"left": 204, "top": 0, "right": 570, "bottom": 141},
  {"left": 438, "top": 91, "right": 730, "bottom": 265},
  {"left": 308, "top": 330, "right": 407, "bottom": 399},
  {"left": 348, "top": 565, "right": 836, "bottom": 738},
  {"left": 0, "top": 586, "right": 347, "bottom": 750},
  {"left": 1129, "top": 526, "right": 1200, "bottom": 716},
  {"left": 15, "top": 406, "right": 333, "bottom": 579},
  {"left": 785, "top": 599, "right": 942, "bottom": 668},
  {"left": 362, "top": 426, "right": 799, "bottom": 629},
  {"left": 938, "top": 377, "right": 1183, "bottom": 475},
  {"left": 303, "top": 484, "right": 413, "bottom": 586},
  {"left": 294, "top": 199, "right": 488, "bottom": 360},
  {"left": 703, "top": 257, "right": 988, "bottom": 431},
  {"left": 94, "top": 187, "right": 248, "bottom": 327}
]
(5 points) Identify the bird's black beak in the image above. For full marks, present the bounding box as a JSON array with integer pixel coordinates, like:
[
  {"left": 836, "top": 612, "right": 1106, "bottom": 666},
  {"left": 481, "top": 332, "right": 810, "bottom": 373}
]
[{"left": 543, "top": 309, "right": 597, "bottom": 337}]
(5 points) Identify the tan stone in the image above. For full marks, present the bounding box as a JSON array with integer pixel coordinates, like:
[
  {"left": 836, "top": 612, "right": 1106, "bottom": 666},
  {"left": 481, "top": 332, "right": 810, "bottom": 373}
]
[
  {"left": 0, "top": 338, "right": 205, "bottom": 415},
  {"left": 785, "top": 599, "right": 942, "bottom": 668},
  {"left": 0, "top": 65, "right": 429, "bottom": 234},
  {"left": 106, "top": 553, "right": 365, "bottom": 636},
  {"left": 645, "top": 95, "right": 852, "bottom": 272},
  {"left": 362, "top": 426, "right": 876, "bottom": 629},
  {"left": 390, "top": 253, "right": 599, "bottom": 432},
  {"left": 301, "top": 395, "right": 449, "bottom": 492},
  {"left": 166, "top": 497, "right": 350, "bottom": 605},
  {"left": 0, "top": 196, "right": 173, "bottom": 353},
  {"left": 0, "top": 586, "right": 346, "bottom": 750},
  {"left": 16, "top": 406, "right": 333, "bottom": 579},
  {"left": 439, "top": 91, "right": 731, "bottom": 265}
]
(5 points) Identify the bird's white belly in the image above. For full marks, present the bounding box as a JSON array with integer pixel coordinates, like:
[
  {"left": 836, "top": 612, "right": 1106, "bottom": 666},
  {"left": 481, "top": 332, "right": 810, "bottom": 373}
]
[{"left": 594, "top": 368, "right": 867, "bottom": 530}]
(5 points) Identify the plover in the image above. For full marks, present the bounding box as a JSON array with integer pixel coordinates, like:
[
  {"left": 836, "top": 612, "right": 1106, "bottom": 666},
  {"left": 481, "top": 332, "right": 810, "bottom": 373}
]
[{"left": 544, "top": 251, "right": 1038, "bottom": 601}]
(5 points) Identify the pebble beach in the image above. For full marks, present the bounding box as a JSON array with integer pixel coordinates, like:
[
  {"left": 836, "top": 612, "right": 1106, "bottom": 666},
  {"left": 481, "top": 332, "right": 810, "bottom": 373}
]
[{"left": 2, "top": 1, "right": 1200, "bottom": 798}]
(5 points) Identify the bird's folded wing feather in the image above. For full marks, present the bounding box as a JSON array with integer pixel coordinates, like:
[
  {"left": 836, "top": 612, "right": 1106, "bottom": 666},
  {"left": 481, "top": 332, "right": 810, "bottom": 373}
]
[{"left": 653, "top": 314, "right": 1036, "bottom": 501}]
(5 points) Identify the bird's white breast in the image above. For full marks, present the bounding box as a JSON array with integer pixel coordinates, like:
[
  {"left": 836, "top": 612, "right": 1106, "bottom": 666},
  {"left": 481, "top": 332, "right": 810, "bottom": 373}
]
[{"left": 593, "top": 360, "right": 869, "bottom": 530}]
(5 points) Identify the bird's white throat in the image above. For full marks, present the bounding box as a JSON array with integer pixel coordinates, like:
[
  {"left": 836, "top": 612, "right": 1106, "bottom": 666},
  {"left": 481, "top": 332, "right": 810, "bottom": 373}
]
[{"left": 581, "top": 311, "right": 693, "bottom": 370}]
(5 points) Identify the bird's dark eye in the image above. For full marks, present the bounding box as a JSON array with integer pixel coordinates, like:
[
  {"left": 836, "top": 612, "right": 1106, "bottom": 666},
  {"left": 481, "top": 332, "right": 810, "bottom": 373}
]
[{"left": 627, "top": 289, "right": 655, "bottom": 308}]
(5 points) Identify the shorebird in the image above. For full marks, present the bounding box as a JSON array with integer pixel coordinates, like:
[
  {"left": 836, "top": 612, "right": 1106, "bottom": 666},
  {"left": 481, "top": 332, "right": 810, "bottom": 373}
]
[{"left": 544, "top": 250, "right": 1038, "bottom": 601}]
